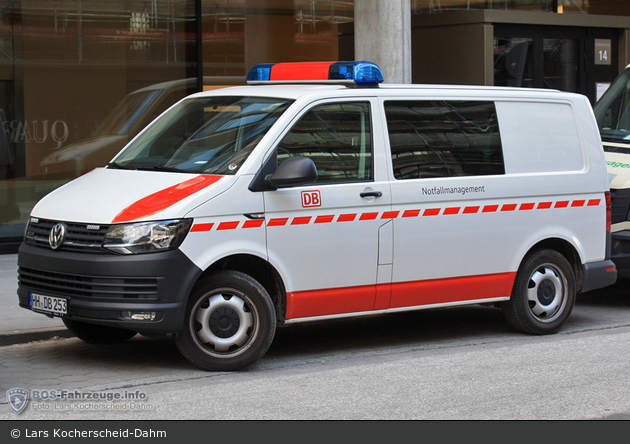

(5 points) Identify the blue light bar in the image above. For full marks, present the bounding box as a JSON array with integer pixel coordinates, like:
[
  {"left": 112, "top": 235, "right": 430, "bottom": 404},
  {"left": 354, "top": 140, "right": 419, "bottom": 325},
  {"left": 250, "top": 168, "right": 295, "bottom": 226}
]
[
  {"left": 246, "top": 63, "right": 275, "bottom": 82},
  {"left": 246, "top": 61, "right": 384, "bottom": 86},
  {"left": 329, "top": 62, "right": 385, "bottom": 84}
]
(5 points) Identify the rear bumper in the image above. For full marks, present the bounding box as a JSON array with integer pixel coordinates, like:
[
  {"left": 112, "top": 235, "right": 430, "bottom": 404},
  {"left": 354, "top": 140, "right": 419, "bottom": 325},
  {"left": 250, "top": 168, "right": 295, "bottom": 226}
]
[
  {"left": 17, "top": 243, "right": 202, "bottom": 333},
  {"left": 581, "top": 259, "right": 617, "bottom": 293},
  {"left": 610, "top": 230, "right": 630, "bottom": 279}
]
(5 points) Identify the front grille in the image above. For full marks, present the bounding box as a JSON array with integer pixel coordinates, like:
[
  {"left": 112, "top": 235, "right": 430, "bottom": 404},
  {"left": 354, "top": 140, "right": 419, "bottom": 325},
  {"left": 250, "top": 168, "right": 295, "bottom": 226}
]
[
  {"left": 19, "top": 267, "right": 159, "bottom": 300},
  {"left": 24, "top": 218, "right": 110, "bottom": 253},
  {"left": 610, "top": 188, "right": 630, "bottom": 225}
]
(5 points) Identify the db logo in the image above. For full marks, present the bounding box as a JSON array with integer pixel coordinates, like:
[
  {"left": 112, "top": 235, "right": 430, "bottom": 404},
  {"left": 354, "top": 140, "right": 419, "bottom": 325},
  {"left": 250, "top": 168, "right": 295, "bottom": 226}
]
[{"left": 301, "top": 190, "right": 321, "bottom": 208}]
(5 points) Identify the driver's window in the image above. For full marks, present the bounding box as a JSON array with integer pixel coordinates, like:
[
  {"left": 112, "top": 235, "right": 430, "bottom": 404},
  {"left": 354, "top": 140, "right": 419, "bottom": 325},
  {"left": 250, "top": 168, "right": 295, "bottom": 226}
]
[{"left": 276, "top": 102, "right": 372, "bottom": 184}]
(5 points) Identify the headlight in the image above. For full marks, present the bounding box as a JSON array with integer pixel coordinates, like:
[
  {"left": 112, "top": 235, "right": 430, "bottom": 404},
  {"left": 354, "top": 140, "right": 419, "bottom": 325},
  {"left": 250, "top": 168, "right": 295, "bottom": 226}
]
[{"left": 103, "top": 219, "right": 193, "bottom": 254}]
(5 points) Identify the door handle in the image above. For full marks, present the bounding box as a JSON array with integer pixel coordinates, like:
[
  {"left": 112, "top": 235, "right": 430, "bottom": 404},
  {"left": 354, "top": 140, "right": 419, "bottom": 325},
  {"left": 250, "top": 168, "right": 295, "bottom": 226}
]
[{"left": 360, "top": 191, "right": 383, "bottom": 198}]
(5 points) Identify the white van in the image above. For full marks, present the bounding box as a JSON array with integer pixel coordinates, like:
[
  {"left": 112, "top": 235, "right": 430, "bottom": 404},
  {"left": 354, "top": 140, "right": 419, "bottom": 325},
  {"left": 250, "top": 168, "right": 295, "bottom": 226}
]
[{"left": 17, "top": 61, "right": 617, "bottom": 371}]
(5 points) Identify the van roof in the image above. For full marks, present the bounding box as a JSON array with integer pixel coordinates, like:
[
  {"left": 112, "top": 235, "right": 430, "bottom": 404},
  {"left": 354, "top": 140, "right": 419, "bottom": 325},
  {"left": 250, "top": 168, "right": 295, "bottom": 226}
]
[{"left": 188, "top": 82, "right": 570, "bottom": 102}]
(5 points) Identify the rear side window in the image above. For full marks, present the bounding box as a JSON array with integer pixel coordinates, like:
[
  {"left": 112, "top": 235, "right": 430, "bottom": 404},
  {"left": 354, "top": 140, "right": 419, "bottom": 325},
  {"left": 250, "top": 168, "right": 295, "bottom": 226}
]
[
  {"left": 495, "top": 101, "right": 584, "bottom": 173},
  {"left": 384, "top": 101, "right": 505, "bottom": 180},
  {"left": 276, "top": 102, "right": 372, "bottom": 184}
]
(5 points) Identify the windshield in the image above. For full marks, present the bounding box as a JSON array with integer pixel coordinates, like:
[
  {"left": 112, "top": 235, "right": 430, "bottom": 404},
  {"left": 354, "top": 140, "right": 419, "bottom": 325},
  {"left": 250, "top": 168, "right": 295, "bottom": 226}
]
[
  {"left": 110, "top": 96, "right": 293, "bottom": 174},
  {"left": 595, "top": 68, "right": 630, "bottom": 151}
]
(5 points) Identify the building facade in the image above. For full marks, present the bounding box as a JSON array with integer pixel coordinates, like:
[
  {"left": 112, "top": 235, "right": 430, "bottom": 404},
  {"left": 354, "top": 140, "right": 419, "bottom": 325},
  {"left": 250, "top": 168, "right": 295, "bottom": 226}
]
[{"left": 1, "top": 0, "right": 629, "bottom": 252}]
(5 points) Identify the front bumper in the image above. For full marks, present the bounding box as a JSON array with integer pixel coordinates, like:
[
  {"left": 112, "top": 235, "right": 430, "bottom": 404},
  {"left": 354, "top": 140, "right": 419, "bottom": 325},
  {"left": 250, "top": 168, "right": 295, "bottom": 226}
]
[{"left": 17, "top": 242, "right": 202, "bottom": 333}]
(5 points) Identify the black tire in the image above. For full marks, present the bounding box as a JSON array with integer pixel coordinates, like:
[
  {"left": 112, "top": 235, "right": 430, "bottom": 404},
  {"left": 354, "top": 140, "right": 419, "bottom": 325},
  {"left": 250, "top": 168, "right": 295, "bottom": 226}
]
[
  {"left": 175, "top": 270, "right": 276, "bottom": 371},
  {"left": 502, "top": 250, "right": 576, "bottom": 335},
  {"left": 62, "top": 318, "right": 137, "bottom": 344}
]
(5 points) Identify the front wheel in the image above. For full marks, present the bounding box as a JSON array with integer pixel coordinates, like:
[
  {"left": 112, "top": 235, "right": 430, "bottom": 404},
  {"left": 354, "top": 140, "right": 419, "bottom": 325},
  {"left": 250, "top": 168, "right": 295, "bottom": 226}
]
[
  {"left": 502, "top": 250, "right": 576, "bottom": 335},
  {"left": 175, "top": 270, "right": 276, "bottom": 371}
]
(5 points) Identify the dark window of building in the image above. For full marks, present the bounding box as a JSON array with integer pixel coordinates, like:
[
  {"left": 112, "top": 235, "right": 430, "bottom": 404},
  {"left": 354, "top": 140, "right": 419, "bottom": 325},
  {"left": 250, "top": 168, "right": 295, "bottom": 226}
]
[
  {"left": 277, "top": 102, "right": 372, "bottom": 184},
  {"left": 384, "top": 101, "right": 505, "bottom": 180}
]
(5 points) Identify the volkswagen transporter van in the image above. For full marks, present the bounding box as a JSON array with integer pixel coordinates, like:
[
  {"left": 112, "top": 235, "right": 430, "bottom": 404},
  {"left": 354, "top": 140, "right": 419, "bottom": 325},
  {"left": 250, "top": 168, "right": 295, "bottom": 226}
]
[{"left": 17, "top": 61, "right": 617, "bottom": 371}]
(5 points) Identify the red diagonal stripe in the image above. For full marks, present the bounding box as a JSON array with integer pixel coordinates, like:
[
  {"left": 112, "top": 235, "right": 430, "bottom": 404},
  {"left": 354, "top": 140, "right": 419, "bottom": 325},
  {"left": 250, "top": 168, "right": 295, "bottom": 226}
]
[
  {"left": 112, "top": 175, "right": 222, "bottom": 223},
  {"left": 403, "top": 209, "right": 421, "bottom": 218},
  {"left": 268, "top": 218, "right": 289, "bottom": 226},
  {"left": 291, "top": 217, "right": 312, "bottom": 225},
  {"left": 359, "top": 213, "right": 378, "bottom": 221},
  {"left": 217, "top": 221, "right": 239, "bottom": 230},
  {"left": 423, "top": 208, "right": 440, "bottom": 216},
  {"left": 463, "top": 206, "right": 480, "bottom": 214},
  {"left": 315, "top": 215, "right": 334, "bottom": 224},
  {"left": 381, "top": 211, "right": 400, "bottom": 219},
  {"left": 191, "top": 223, "right": 214, "bottom": 232},
  {"left": 337, "top": 214, "right": 357, "bottom": 222},
  {"left": 243, "top": 220, "right": 264, "bottom": 228}
]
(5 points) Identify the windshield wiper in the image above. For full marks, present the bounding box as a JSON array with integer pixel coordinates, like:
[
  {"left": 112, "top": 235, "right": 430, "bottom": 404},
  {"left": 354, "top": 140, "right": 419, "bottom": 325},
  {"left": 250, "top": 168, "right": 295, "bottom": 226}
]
[
  {"left": 106, "top": 162, "right": 134, "bottom": 170},
  {"left": 145, "top": 165, "right": 184, "bottom": 173}
]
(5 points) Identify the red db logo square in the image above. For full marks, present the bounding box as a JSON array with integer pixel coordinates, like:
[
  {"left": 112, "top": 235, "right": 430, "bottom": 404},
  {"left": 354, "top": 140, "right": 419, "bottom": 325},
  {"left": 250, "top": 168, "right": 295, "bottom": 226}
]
[{"left": 301, "top": 190, "right": 321, "bottom": 208}]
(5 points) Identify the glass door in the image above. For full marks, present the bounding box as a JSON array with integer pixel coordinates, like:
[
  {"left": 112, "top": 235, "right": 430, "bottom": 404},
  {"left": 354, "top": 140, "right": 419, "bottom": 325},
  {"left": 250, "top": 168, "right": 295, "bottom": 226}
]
[{"left": 494, "top": 24, "right": 619, "bottom": 105}]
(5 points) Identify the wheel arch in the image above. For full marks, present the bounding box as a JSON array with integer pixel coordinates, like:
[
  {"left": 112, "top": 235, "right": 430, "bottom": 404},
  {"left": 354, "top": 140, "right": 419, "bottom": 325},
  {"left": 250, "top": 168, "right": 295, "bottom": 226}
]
[
  {"left": 197, "top": 254, "right": 287, "bottom": 324},
  {"left": 519, "top": 238, "right": 583, "bottom": 292}
]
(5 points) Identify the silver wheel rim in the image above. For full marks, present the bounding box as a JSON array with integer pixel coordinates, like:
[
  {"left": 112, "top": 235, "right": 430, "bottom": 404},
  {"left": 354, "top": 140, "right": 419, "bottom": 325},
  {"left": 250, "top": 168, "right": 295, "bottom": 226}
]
[
  {"left": 526, "top": 262, "right": 568, "bottom": 323},
  {"left": 190, "top": 289, "right": 258, "bottom": 358}
]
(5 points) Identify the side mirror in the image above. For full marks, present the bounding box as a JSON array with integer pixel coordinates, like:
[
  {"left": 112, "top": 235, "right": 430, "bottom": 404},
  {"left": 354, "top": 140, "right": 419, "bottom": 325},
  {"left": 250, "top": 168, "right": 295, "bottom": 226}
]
[{"left": 265, "top": 156, "right": 317, "bottom": 190}]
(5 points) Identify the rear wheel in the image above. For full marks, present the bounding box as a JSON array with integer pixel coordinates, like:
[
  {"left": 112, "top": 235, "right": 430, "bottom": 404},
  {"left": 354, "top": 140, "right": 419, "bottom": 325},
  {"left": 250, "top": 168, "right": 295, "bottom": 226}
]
[
  {"left": 502, "top": 250, "right": 576, "bottom": 335},
  {"left": 175, "top": 270, "right": 276, "bottom": 371},
  {"left": 62, "top": 318, "right": 137, "bottom": 344}
]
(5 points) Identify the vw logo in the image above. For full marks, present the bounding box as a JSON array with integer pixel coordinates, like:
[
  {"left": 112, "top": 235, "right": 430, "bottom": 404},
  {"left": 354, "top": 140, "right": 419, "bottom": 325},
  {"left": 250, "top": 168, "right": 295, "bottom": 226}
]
[{"left": 49, "top": 223, "right": 66, "bottom": 249}]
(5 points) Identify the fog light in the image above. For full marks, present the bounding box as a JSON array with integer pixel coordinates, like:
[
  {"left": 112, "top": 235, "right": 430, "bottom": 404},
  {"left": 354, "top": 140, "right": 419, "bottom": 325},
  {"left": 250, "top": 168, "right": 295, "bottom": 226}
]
[{"left": 124, "top": 312, "right": 156, "bottom": 321}]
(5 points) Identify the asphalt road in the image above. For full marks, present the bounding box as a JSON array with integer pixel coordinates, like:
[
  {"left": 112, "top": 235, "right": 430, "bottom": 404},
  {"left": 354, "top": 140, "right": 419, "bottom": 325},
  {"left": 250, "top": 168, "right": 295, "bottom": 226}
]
[{"left": 1, "top": 281, "right": 629, "bottom": 420}]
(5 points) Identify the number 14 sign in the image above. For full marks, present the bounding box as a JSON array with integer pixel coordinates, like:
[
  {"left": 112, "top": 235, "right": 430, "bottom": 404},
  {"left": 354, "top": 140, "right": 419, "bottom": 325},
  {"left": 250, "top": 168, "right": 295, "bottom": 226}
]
[{"left": 595, "top": 39, "right": 611, "bottom": 66}]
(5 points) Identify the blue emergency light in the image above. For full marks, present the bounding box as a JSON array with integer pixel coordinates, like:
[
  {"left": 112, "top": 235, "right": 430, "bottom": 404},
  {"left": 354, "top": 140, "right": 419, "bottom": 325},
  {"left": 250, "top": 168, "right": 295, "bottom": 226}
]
[{"left": 246, "top": 61, "right": 384, "bottom": 86}]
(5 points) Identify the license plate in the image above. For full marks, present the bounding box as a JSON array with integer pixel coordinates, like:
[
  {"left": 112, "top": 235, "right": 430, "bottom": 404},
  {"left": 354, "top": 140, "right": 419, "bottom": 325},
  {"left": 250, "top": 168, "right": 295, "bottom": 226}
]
[{"left": 29, "top": 293, "right": 67, "bottom": 316}]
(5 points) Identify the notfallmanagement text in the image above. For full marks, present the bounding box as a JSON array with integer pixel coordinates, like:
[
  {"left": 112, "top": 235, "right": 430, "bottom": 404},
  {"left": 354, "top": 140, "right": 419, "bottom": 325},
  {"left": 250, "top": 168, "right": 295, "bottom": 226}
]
[{"left": 422, "top": 186, "right": 486, "bottom": 196}]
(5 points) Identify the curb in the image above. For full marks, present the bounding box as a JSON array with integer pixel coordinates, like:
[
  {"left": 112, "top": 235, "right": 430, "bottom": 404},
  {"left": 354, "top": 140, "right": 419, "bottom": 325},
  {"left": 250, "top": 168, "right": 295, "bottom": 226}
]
[{"left": 0, "top": 328, "right": 75, "bottom": 347}]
